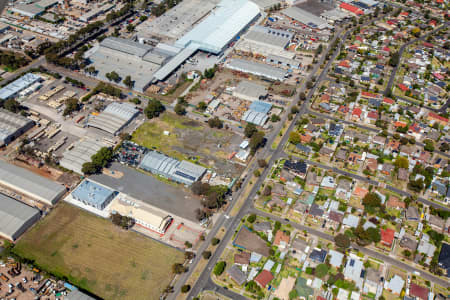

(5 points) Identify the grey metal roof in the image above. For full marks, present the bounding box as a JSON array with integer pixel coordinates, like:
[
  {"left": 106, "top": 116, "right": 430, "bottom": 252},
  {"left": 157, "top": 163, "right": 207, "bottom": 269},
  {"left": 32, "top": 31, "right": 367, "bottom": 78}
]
[
  {"left": 0, "top": 73, "right": 41, "bottom": 100},
  {"left": 152, "top": 44, "right": 198, "bottom": 81},
  {"left": 100, "top": 37, "right": 152, "bottom": 58},
  {"left": 172, "top": 160, "right": 206, "bottom": 182},
  {"left": 140, "top": 151, "right": 179, "bottom": 175},
  {"left": 0, "top": 108, "right": 34, "bottom": 145},
  {"left": 281, "top": 6, "right": 329, "bottom": 29},
  {"left": 0, "top": 193, "right": 39, "bottom": 240},
  {"left": 226, "top": 59, "right": 286, "bottom": 81},
  {"left": 59, "top": 138, "right": 106, "bottom": 174},
  {"left": 0, "top": 160, "right": 66, "bottom": 205},
  {"left": 88, "top": 102, "right": 138, "bottom": 135},
  {"left": 245, "top": 26, "right": 291, "bottom": 48},
  {"left": 10, "top": 4, "right": 44, "bottom": 17},
  {"left": 241, "top": 110, "right": 268, "bottom": 126}
]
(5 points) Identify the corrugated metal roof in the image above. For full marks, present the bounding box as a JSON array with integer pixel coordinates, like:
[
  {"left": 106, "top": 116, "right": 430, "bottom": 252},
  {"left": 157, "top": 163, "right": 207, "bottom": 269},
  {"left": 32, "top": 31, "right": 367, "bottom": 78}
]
[
  {"left": 100, "top": 37, "right": 152, "bottom": 58},
  {"left": 60, "top": 138, "right": 106, "bottom": 174},
  {"left": 226, "top": 59, "right": 286, "bottom": 81},
  {"left": 66, "top": 290, "right": 96, "bottom": 300},
  {"left": 0, "top": 193, "right": 39, "bottom": 240},
  {"left": 0, "top": 160, "right": 66, "bottom": 205},
  {"left": 241, "top": 110, "right": 268, "bottom": 126},
  {"left": 245, "top": 26, "right": 291, "bottom": 48},
  {"left": 233, "top": 80, "right": 267, "bottom": 100},
  {"left": 88, "top": 102, "right": 138, "bottom": 135},
  {"left": 249, "top": 101, "right": 272, "bottom": 114},
  {"left": 0, "top": 108, "right": 34, "bottom": 144},
  {"left": 175, "top": 0, "right": 260, "bottom": 54},
  {"left": 71, "top": 180, "right": 116, "bottom": 207},
  {"left": 281, "top": 6, "right": 329, "bottom": 29},
  {"left": 0, "top": 73, "right": 41, "bottom": 100}
]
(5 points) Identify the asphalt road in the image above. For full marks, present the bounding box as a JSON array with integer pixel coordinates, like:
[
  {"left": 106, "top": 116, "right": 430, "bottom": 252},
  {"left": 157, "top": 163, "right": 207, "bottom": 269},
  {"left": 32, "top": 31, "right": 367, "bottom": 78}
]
[{"left": 384, "top": 23, "right": 448, "bottom": 96}]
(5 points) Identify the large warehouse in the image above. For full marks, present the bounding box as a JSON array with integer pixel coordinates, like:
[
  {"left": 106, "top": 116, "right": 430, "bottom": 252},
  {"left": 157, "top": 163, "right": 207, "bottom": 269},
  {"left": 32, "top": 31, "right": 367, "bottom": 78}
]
[
  {"left": 110, "top": 195, "right": 173, "bottom": 235},
  {"left": 59, "top": 138, "right": 107, "bottom": 174},
  {"left": 0, "top": 73, "right": 41, "bottom": 100},
  {"left": 152, "top": 0, "right": 261, "bottom": 81},
  {"left": 86, "top": 37, "right": 175, "bottom": 92},
  {"left": 281, "top": 6, "right": 330, "bottom": 29},
  {"left": 139, "top": 151, "right": 206, "bottom": 185},
  {"left": 235, "top": 25, "right": 294, "bottom": 59},
  {"left": 226, "top": 58, "right": 287, "bottom": 81},
  {"left": 0, "top": 108, "right": 34, "bottom": 146},
  {"left": 0, "top": 193, "right": 40, "bottom": 241},
  {"left": 0, "top": 160, "right": 66, "bottom": 206},
  {"left": 87, "top": 102, "right": 139, "bottom": 135}
]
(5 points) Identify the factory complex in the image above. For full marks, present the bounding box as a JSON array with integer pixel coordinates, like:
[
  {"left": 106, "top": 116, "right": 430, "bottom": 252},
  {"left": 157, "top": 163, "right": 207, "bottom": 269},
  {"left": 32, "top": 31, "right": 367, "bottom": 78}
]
[{"left": 0, "top": 108, "right": 34, "bottom": 147}]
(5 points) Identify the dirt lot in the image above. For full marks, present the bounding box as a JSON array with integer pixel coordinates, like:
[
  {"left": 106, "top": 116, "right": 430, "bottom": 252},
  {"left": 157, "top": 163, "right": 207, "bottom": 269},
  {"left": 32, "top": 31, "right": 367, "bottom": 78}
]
[
  {"left": 13, "top": 203, "right": 184, "bottom": 300},
  {"left": 132, "top": 112, "right": 244, "bottom": 177}
]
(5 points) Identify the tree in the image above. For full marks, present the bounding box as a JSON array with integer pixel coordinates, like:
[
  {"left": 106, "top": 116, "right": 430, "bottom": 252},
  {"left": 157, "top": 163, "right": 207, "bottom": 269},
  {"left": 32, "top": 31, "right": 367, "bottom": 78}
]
[
  {"left": 172, "top": 263, "right": 187, "bottom": 274},
  {"left": 130, "top": 97, "right": 141, "bottom": 105},
  {"left": 394, "top": 156, "right": 409, "bottom": 169},
  {"left": 3, "top": 99, "right": 20, "bottom": 113},
  {"left": 306, "top": 81, "right": 314, "bottom": 89},
  {"left": 253, "top": 170, "right": 261, "bottom": 177},
  {"left": 126, "top": 23, "right": 135, "bottom": 32},
  {"left": 249, "top": 131, "right": 265, "bottom": 155},
  {"left": 81, "top": 162, "right": 100, "bottom": 175},
  {"left": 139, "top": 15, "right": 148, "bottom": 22},
  {"left": 208, "top": 117, "right": 223, "bottom": 129},
  {"left": 247, "top": 214, "right": 256, "bottom": 223},
  {"left": 63, "top": 98, "right": 80, "bottom": 116},
  {"left": 299, "top": 92, "right": 306, "bottom": 100},
  {"left": 123, "top": 75, "right": 134, "bottom": 89},
  {"left": 366, "top": 227, "right": 381, "bottom": 243},
  {"left": 423, "top": 139, "right": 434, "bottom": 152},
  {"left": 334, "top": 233, "right": 351, "bottom": 248},
  {"left": 389, "top": 52, "right": 400, "bottom": 67},
  {"left": 106, "top": 71, "right": 120, "bottom": 82},
  {"left": 174, "top": 103, "right": 186, "bottom": 115},
  {"left": 289, "top": 132, "right": 301, "bottom": 145},
  {"left": 213, "top": 261, "right": 226, "bottom": 276},
  {"left": 403, "top": 250, "right": 412, "bottom": 257},
  {"left": 202, "top": 251, "right": 211, "bottom": 259},
  {"left": 289, "top": 289, "right": 298, "bottom": 300},
  {"left": 198, "top": 101, "right": 207, "bottom": 111},
  {"left": 145, "top": 99, "right": 165, "bottom": 119},
  {"left": 271, "top": 114, "right": 280, "bottom": 122},
  {"left": 315, "top": 264, "right": 329, "bottom": 278},
  {"left": 191, "top": 182, "right": 210, "bottom": 195},
  {"left": 181, "top": 285, "right": 190, "bottom": 293},
  {"left": 211, "top": 238, "right": 220, "bottom": 246},
  {"left": 257, "top": 159, "right": 267, "bottom": 168},
  {"left": 244, "top": 123, "right": 257, "bottom": 138},
  {"left": 291, "top": 105, "right": 299, "bottom": 114},
  {"left": 362, "top": 192, "right": 382, "bottom": 209}
]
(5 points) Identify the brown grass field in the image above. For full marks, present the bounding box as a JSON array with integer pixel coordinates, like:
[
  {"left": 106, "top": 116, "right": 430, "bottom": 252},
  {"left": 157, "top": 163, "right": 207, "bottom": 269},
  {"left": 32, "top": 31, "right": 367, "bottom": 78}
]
[{"left": 14, "top": 203, "right": 184, "bottom": 300}]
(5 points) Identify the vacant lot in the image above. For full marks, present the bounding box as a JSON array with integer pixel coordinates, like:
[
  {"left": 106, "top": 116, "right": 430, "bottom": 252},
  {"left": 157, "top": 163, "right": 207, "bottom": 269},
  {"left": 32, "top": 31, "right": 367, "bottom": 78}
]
[
  {"left": 14, "top": 203, "right": 184, "bottom": 300},
  {"left": 132, "top": 112, "right": 244, "bottom": 177}
]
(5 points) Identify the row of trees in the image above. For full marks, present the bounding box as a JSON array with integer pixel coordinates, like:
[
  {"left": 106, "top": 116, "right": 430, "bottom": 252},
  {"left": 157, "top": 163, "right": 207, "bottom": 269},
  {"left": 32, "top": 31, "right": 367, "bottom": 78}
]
[
  {"left": 81, "top": 147, "right": 114, "bottom": 174},
  {"left": 0, "top": 51, "right": 30, "bottom": 70}
]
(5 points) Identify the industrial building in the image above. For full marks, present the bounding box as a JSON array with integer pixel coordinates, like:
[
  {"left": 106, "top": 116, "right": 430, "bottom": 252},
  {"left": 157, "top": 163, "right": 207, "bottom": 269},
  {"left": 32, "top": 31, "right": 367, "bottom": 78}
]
[
  {"left": 79, "top": 3, "right": 115, "bottom": 22},
  {"left": 266, "top": 54, "right": 301, "bottom": 69},
  {"left": 86, "top": 37, "right": 174, "bottom": 92},
  {"left": 151, "top": 0, "right": 261, "bottom": 81},
  {"left": 0, "top": 160, "right": 66, "bottom": 206},
  {"left": 0, "top": 73, "right": 42, "bottom": 100},
  {"left": 87, "top": 102, "right": 139, "bottom": 135},
  {"left": 110, "top": 195, "right": 173, "bottom": 235},
  {"left": 233, "top": 80, "right": 268, "bottom": 102},
  {"left": 71, "top": 180, "right": 117, "bottom": 210},
  {"left": 241, "top": 100, "right": 272, "bottom": 126},
  {"left": 226, "top": 59, "right": 287, "bottom": 81},
  {"left": 9, "top": 4, "right": 44, "bottom": 18},
  {"left": 0, "top": 108, "right": 34, "bottom": 146},
  {"left": 236, "top": 25, "right": 294, "bottom": 59},
  {"left": 281, "top": 6, "right": 330, "bottom": 29},
  {"left": 59, "top": 138, "right": 107, "bottom": 174},
  {"left": 35, "top": 0, "right": 59, "bottom": 9},
  {"left": 0, "top": 193, "right": 40, "bottom": 241},
  {"left": 139, "top": 151, "right": 206, "bottom": 185}
]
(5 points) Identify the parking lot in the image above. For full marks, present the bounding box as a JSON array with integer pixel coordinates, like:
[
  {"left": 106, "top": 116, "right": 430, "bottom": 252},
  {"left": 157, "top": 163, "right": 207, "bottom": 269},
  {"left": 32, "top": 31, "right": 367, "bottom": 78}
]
[{"left": 90, "top": 162, "right": 203, "bottom": 222}]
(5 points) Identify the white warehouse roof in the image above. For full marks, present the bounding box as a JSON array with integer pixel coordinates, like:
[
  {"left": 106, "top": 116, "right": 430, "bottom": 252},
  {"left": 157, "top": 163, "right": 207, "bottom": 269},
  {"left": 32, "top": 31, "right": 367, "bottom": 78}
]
[
  {"left": 175, "top": 0, "right": 260, "bottom": 54},
  {"left": 0, "top": 73, "right": 41, "bottom": 100},
  {"left": 0, "top": 160, "right": 66, "bottom": 205},
  {"left": 0, "top": 108, "right": 34, "bottom": 146},
  {"left": 0, "top": 193, "right": 40, "bottom": 241},
  {"left": 59, "top": 138, "right": 107, "bottom": 174},
  {"left": 88, "top": 102, "right": 139, "bottom": 135},
  {"left": 282, "top": 6, "right": 329, "bottom": 29},
  {"left": 226, "top": 58, "right": 287, "bottom": 81}
]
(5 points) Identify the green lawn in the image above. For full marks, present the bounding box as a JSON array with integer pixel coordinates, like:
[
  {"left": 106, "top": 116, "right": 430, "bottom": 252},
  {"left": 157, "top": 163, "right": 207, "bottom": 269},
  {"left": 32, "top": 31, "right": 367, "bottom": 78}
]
[{"left": 14, "top": 203, "right": 184, "bottom": 300}]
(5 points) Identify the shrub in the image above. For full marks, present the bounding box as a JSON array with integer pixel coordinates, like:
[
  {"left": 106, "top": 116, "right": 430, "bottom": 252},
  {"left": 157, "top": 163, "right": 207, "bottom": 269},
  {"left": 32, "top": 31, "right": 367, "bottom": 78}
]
[{"left": 213, "top": 261, "right": 226, "bottom": 276}]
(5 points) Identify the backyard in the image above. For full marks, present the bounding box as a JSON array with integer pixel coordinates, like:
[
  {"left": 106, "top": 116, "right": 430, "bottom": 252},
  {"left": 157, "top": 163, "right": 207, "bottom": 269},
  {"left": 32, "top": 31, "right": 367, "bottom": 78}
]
[{"left": 13, "top": 203, "right": 184, "bottom": 300}]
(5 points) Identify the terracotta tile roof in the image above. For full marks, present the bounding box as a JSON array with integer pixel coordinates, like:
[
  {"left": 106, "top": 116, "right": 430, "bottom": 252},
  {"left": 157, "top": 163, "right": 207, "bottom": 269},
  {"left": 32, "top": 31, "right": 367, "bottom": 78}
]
[
  {"left": 340, "top": 2, "right": 364, "bottom": 15},
  {"left": 387, "top": 196, "right": 405, "bottom": 208},
  {"left": 353, "top": 186, "right": 368, "bottom": 198},
  {"left": 410, "top": 284, "right": 429, "bottom": 300},
  {"left": 255, "top": 270, "right": 274, "bottom": 288},
  {"left": 381, "top": 228, "right": 395, "bottom": 246},
  {"left": 352, "top": 108, "right": 362, "bottom": 117},
  {"left": 274, "top": 231, "right": 290, "bottom": 246}
]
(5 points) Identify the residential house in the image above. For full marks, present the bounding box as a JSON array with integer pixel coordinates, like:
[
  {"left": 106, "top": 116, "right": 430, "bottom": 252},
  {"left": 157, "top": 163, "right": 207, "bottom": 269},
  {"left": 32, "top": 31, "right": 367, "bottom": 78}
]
[
  {"left": 272, "top": 183, "right": 287, "bottom": 197},
  {"left": 306, "top": 171, "right": 319, "bottom": 186},
  {"left": 372, "top": 136, "right": 386, "bottom": 147},
  {"left": 427, "top": 112, "right": 448, "bottom": 126},
  {"left": 267, "top": 195, "right": 286, "bottom": 209},
  {"left": 227, "top": 265, "right": 247, "bottom": 286},
  {"left": 284, "top": 160, "right": 308, "bottom": 179},
  {"left": 387, "top": 196, "right": 405, "bottom": 209},
  {"left": 321, "top": 176, "right": 336, "bottom": 189},
  {"left": 431, "top": 180, "right": 447, "bottom": 197},
  {"left": 309, "top": 248, "right": 327, "bottom": 263},
  {"left": 438, "top": 243, "right": 450, "bottom": 276},
  {"left": 329, "top": 210, "right": 344, "bottom": 227},
  {"left": 410, "top": 284, "right": 429, "bottom": 300},
  {"left": 253, "top": 222, "right": 272, "bottom": 232},
  {"left": 309, "top": 204, "right": 324, "bottom": 218},
  {"left": 400, "top": 235, "right": 418, "bottom": 252},
  {"left": 386, "top": 139, "right": 401, "bottom": 153},
  {"left": 382, "top": 163, "right": 395, "bottom": 176},
  {"left": 348, "top": 152, "right": 363, "bottom": 164},
  {"left": 417, "top": 238, "right": 436, "bottom": 258},
  {"left": 381, "top": 228, "right": 395, "bottom": 247},
  {"left": 234, "top": 252, "right": 251, "bottom": 266},
  {"left": 319, "top": 147, "right": 334, "bottom": 158},
  {"left": 296, "top": 144, "right": 312, "bottom": 156},
  {"left": 353, "top": 186, "right": 368, "bottom": 199},
  {"left": 386, "top": 275, "right": 404, "bottom": 295},
  {"left": 344, "top": 256, "right": 365, "bottom": 289},
  {"left": 364, "top": 268, "right": 381, "bottom": 295},
  {"left": 428, "top": 215, "right": 444, "bottom": 232},
  {"left": 336, "top": 179, "right": 352, "bottom": 200},
  {"left": 329, "top": 250, "right": 344, "bottom": 268},
  {"left": 406, "top": 206, "right": 420, "bottom": 221},
  {"left": 254, "top": 270, "right": 274, "bottom": 288},
  {"left": 274, "top": 231, "right": 290, "bottom": 249},
  {"left": 335, "top": 148, "right": 348, "bottom": 161},
  {"left": 366, "top": 158, "right": 378, "bottom": 172},
  {"left": 343, "top": 215, "right": 360, "bottom": 228},
  {"left": 352, "top": 108, "right": 363, "bottom": 121}
]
